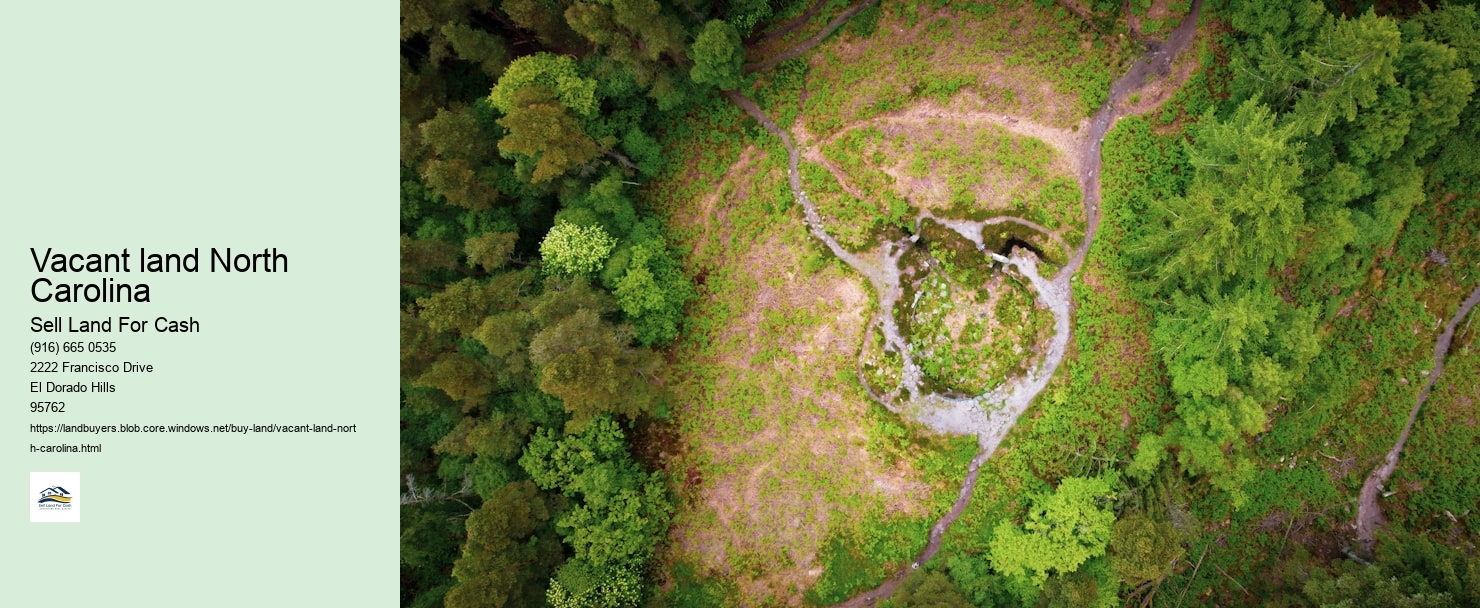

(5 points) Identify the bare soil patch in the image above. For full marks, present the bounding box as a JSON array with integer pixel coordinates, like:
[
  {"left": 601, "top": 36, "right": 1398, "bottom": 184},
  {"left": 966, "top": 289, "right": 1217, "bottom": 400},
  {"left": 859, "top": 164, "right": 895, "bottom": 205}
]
[
  {"left": 1127, "top": 0, "right": 1192, "bottom": 39},
  {"left": 801, "top": 2, "right": 1117, "bottom": 135},
  {"left": 666, "top": 212, "right": 931, "bottom": 605},
  {"left": 673, "top": 146, "right": 769, "bottom": 269}
]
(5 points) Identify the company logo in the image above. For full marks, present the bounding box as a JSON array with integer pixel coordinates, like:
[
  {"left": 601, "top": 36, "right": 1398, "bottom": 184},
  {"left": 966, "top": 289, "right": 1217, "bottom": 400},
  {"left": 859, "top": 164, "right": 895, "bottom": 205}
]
[
  {"left": 38, "top": 486, "right": 72, "bottom": 506},
  {"left": 30, "top": 472, "right": 81, "bottom": 522}
]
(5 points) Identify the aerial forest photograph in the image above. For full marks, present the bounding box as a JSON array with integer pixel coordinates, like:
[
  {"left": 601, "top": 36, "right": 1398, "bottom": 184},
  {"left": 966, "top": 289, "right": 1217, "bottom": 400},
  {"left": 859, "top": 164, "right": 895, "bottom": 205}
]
[{"left": 398, "top": 0, "right": 1480, "bottom": 606}]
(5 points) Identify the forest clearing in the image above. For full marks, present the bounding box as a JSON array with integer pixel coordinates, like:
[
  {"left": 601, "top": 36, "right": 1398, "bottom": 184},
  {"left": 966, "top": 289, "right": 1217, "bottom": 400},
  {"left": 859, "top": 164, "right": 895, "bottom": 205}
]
[{"left": 401, "top": 1, "right": 1480, "bottom": 606}]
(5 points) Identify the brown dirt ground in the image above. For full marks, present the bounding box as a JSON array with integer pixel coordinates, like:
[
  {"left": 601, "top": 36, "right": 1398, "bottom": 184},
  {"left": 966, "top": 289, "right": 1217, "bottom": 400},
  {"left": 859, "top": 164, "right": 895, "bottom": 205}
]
[
  {"left": 1122, "top": 38, "right": 1203, "bottom": 118},
  {"left": 805, "top": 3, "right": 1106, "bottom": 133},
  {"left": 811, "top": 114, "right": 1081, "bottom": 233},
  {"left": 674, "top": 145, "right": 768, "bottom": 271},
  {"left": 1127, "top": 0, "right": 1192, "bottom": 39},
  {"left": 656, "top": 0, "right": 1206, "bottom": 602},
  {"left": 663, "top": 167, "right": 932, "bottom": 605},
  {"left": 746, "top": 0, "right": 861, "bottom": 69}
]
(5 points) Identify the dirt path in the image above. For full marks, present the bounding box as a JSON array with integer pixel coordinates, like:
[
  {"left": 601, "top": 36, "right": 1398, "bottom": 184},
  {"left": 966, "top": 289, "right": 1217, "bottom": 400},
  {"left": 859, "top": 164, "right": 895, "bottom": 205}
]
[
  {"left": 1062, "top": 0, "right": 1201, "bottom": 284},
  {"left": 723, "top": 2, "right": 1205, "bottom": 604},
  {"left": 825, "top": 110, "right": 1085, "bottom": 175},
  {"left": 731, "top": 87, "right": 1069, "bottom": 607},
  {"left": 726, "top": 90, "right": 926, "bottom": 403},
  {"left": 918, "top": 211, "right": 1073, "bottom": 262},
  {"left": 839, "top": 3, "right": 1204, "bottom": 605},
  {"left": 745, "top": 0, "right": 830, "bottom": 45},
  {"left": 1356, "top": 283, "right": 1480, "bottom": 549},
  {"left": 744, "top": 0, "right": 879, "bottom": 74},
  {"left": 688, "top": 147, "right": 765, "bottom": 257}
]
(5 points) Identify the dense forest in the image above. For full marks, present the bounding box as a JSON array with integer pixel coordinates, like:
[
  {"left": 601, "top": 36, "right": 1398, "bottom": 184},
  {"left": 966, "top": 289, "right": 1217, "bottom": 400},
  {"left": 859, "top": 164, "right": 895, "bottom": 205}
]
[
  {"left": 400, "top": 1, "right": 1480, "bottom": 607},
  {"left": 399, "top": 1, "right": 789, "bottom": 606}
]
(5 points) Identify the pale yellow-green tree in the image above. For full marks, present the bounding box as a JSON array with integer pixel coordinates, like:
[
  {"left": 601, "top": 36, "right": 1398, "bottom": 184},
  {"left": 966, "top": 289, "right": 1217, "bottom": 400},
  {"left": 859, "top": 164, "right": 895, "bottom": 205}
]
[
  {"left": 540, "top": 221, "right": 616, "bottom": 276},
  {"left": 988, "top": 474, "right": 1119, "bottom": 585}
]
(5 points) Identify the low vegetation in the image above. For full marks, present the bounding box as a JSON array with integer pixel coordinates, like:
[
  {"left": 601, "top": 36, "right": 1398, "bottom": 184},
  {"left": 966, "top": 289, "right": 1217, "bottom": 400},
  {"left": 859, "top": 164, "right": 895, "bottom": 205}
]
[{"left": 399, "top": 2, "right": 1480, "bottom": 607}]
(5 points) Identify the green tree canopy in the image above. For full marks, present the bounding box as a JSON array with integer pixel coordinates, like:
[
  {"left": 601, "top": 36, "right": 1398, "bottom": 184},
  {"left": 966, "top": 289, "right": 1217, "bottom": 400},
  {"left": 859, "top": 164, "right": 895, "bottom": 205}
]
[
  {"left": 527, "top": 306, "right": 661, "bottom": 429},
  {"left": 414, "top": 351, "right": 493, "bottom": 407},
  {"left": 547, "top": 565, "right": 642, "bottom": 608},
  {"left": 498, "top": 86, "right": 602, "bottom": 183},
  {"left": 888, "top": 570, "right": 973, "bottom": 608},
  {"left": 490, "top": 52, "right": 600, "bottom": 117},
  {"left": 1304, "top": 532, "right": 1480, "bottom": 607},
  {"left": 464, "top": 231, "right": 518, "bottom": 272},
  {"left": 1137, "top": 100, "right": 1305, "bottom": 294},
  {"left": 500, "top": 0, "right": 584, "bottom": 49},
  {"left": 520, "top": 416, "right": 673, "bottom": 605},
  {"left": 612, "top": 238, "right": 694, "bottom": 345},
  {"left": 690, "top": 20, "right": 745, "bottom": 90},
  {"left": 401, "top": 234, "right": 461, "bottom": 286},
  {"left": 417, "top": 104, "right": 503, "bottom": 209},
  {"left": 1110, "top": 513, "right": 1183, "bottom": 587},
  {"left": 1035, "top": 570, "right": 1100, "bottom": 608},
  {"left": 724, "top": 0, "right": 775, "bottom": 34},
  {"left": 542, "top": 221, "right": 618, "bottom": 276},
  {"left": 444, "top": 480, "right": 563, "bottom": 608},
  {"left": 564, "top": 0, "right": 688, "bottom": 99},
  {"left": 496, "top": 278, "right": 663, "bottom": 430},
  {"left": 441, "top": 22, "right": 510, "bottom": 77},
  {"left": 988, "top": 474, "right": 1119, "bottom": 585}
]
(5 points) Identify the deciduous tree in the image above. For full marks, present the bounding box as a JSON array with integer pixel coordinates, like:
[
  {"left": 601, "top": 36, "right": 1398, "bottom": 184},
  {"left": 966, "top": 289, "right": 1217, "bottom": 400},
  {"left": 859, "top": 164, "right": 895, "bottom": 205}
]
[
  {"left": 1110, "top": 513, "right": 1183, "bottom": 586},
  {"left": 445, "top": 480, "right": 562, "bottom": 608},
  {"left": 528, "top": 307, "right": 660, "bottom": 428},
  {"left": 520, "top": 417, "right": 672, "bottom": 605},
  {"left": 890, "top": 570, "right": 973, "bottom": 608},
  {"left": 498, "top": 86, "right": 602, "bottom": 183},
  {"left": 988, "top": 474, "right": 1118, "bottom": 585},
  {"left": 613, "top": 240, "right": 693, "bottom": 345},
  {"left": 464, "top": 231, "right": 518, "bottom": 272},
  {"left": 490, "top": 53, "right": 600, "bottom": 117},
  {"left": 690, "top": 20, "right": 744, "bottom": 89},
  {"left": 541, "top": 221, "right": 618, "bottom": 276}
]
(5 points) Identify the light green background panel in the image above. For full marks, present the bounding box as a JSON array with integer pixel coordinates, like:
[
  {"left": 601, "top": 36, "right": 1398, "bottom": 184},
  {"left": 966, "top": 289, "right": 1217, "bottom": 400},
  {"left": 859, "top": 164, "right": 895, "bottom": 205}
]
[{"left": 2, "top": 1, "right": 398, "bottom": 606}]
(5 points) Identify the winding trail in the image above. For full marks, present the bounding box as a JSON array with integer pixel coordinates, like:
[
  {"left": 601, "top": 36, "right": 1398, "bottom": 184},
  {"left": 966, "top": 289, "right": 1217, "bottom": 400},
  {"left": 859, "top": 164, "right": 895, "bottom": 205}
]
[
  {"left": 744, "top": 0, "right": 880, "bottom": 74},
  {"left": 744, "top": 0, "right": 830, "bottom": 46},
  {"left": 1355, "top": 283, "right": 1480, "bottom": 549},
  {"left": 724, "top": 1, "right": 1204, "bottom": 604},
  {"left": 727, "top": 90, "right": 922, "bottom": 396},
  {"left": 920, "top": 211, "right": 1073, "bottom": 263},
  {"left": 818, "top": 111, "right": 1085, "bottom": 175}
]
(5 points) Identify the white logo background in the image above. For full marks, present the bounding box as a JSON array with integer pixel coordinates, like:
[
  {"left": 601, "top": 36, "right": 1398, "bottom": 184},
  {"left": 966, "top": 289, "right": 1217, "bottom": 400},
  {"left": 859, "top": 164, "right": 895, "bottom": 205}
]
[{"left": 30, "top": 471, "right": 81, "bottom": 523}]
